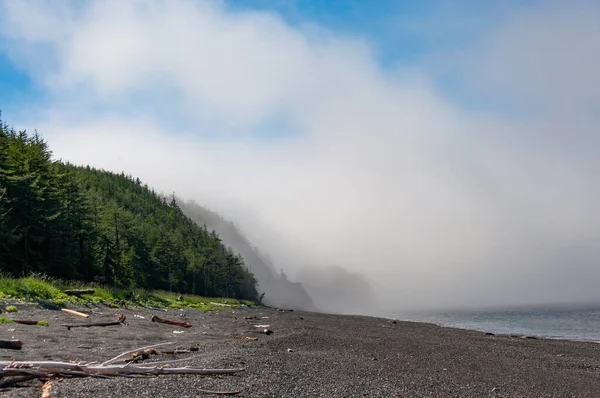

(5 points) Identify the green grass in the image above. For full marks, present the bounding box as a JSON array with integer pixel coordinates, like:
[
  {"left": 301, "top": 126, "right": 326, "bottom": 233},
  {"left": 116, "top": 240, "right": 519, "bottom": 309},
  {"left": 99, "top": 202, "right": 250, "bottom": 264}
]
[
  {"left": 0, "top": 274, "right": 256, "bottom": 311},
  {"left": 0, "top": 317, "right": 48, "bottom": 326},
  {"left": 5, "top": 305, "right": 17, "bottom": 313}
]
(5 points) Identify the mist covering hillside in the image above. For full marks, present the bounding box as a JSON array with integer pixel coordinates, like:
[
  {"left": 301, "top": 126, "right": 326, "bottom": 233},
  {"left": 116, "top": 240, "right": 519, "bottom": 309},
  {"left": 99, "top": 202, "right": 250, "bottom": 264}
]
[{"left": 179, "top": 200, "right": 318, "bottom": 311}]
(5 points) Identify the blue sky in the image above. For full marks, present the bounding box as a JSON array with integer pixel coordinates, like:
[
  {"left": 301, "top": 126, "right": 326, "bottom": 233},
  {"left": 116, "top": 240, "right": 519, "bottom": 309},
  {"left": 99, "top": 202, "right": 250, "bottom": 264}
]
[
  {"left": 0, "top": 52, "right": 36, "bottom": 118},
  {"left": 0, "top": 0, "right": 535, "bottom": 121},
  {"left": 226, "top": 0, "right": 510, "bottom": 62}
]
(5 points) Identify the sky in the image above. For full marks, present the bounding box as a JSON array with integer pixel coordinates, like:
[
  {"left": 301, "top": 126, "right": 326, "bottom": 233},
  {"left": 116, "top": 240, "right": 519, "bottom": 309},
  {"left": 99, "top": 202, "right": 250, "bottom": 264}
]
[{"left": 1, "top": 0, "right": 599, "bottom": 313}]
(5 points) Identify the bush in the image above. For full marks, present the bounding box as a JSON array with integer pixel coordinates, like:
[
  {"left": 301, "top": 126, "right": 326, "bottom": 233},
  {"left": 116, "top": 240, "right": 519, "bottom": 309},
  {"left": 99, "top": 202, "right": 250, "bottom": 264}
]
[{"left": 52, "top": 299, "right": 66, "bottom": 307}]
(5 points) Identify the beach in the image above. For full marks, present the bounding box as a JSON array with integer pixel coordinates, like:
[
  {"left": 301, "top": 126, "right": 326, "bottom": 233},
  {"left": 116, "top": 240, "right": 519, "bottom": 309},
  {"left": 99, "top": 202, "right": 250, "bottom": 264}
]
[{"left": 2, "top": 304, "right": 600, "bottom": 397}]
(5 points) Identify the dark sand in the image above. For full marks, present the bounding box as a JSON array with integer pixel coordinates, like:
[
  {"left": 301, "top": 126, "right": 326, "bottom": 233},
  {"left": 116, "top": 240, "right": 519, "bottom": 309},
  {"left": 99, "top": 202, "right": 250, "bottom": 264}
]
[{"left": 1, "top": 303, "right": 600, "bottom": 397}]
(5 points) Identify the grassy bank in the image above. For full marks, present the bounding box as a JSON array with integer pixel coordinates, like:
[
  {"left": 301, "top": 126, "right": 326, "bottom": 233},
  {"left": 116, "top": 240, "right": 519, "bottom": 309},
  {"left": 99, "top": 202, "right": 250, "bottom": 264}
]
[{"left": 0, "top": 275, "right": 255, "bottom": 311}]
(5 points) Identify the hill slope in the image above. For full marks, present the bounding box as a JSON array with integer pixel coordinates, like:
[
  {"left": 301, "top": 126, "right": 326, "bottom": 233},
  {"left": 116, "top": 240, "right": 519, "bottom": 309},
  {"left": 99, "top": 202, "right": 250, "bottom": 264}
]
[
  {"left": 0, "top": 114, "right": 258, "bottom": 301},
  {"left": 179, "top": 200, "right": 317, "bottom": 311}
]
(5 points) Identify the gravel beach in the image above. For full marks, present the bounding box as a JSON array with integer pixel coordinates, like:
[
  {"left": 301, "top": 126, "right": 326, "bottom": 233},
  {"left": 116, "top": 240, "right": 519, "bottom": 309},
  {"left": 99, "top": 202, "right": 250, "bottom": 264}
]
[{"left": 1, "top": 303, "right": 599, "bottom": 397}]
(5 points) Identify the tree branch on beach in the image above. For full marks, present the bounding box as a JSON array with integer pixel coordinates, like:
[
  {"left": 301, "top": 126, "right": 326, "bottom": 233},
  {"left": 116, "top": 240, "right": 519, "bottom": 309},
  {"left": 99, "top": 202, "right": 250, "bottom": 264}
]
[
  {"left": 0, "top": 342, "right": 245, "bottom": 386},
  {"left": 151, "top": 315, "right": 192, "bottom": 328},
  {"left": 61, "top": 308, "right": 90, "bottom": 318},
  {"left": 61, "top": 314, "right": 126, "bottom": 330}
]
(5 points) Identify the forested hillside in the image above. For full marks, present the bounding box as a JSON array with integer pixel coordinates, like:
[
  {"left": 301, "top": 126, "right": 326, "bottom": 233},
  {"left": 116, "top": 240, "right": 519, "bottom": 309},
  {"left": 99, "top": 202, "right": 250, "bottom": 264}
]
[
  {"left": 179, "top": 200, "right": 318, "bottom": 311},
  {"left": 0, "top": 114, "right": 258, "bottom": 301}
]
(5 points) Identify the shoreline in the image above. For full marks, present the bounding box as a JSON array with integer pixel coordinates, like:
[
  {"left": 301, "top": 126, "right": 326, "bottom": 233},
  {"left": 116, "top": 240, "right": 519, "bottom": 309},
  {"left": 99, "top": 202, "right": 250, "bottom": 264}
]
[
  {"left": 313, "top": 307, "right": 600, "bottom": 345},
  {"left": 1, "top": 302, "right": 600, "bottom": 397},
  {"left": 5, "top": 299, "right": 600, "bottom": 345},
  {"left": 389, "top": 316, "right": 599, "bottom": 344}
]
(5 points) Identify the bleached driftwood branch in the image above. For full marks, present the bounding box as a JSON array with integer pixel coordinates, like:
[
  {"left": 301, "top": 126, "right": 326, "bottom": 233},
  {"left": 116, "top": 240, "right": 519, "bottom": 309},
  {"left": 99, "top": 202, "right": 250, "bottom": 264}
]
[
  {"left": 61, "top": 308, "right": 90, "bottom": 318},
  {"left": 210, "top": 302, "right": 232, "bottom": 307},
  {"left": 0, "top": 342, "right": 244, "bottom": 380},
  {"left": 0, "top": 362, "right": 245, "bottom": 377},
  {"left": 101, "top": 342, "right": 175, "bottom": 366}
]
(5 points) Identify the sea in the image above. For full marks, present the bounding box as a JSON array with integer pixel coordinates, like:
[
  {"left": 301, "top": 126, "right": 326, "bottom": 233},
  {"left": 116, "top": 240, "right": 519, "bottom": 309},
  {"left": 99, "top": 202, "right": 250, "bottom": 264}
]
[{"left": 392, "top": 305, "right": 600, "bottom": 343}]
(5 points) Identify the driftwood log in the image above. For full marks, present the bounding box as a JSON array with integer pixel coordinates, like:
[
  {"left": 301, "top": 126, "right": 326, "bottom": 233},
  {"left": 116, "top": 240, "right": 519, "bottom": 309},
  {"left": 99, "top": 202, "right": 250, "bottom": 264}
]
[
  {"left": 63, "top": 289, "right": 95, "bottom": 296},
  {"left": 210, "top": 302, "right": 232, "bottom": 307},
  {"left": 0, "top": 342, "right": 244, "bottom": 380},
  {"left": 12, "top": 320, "right": 39, "bottom": 325},
  {"left": 62, "top": 315, "right": 126, "bottom": 330},
  {"left": 61, "top": 308, "right": 90, "bottom": 318},
  {"left": 151, "top": 315, "right": 192, "bottom": 328},
  {"left": 0, "top": 375, "right": 38, "bottom": 388},
  {"left": 0, "top": 361, "right": 245, "bottom": 377},
  {"left": 0, "top": 340, "right": 22, "bottom": 350}
]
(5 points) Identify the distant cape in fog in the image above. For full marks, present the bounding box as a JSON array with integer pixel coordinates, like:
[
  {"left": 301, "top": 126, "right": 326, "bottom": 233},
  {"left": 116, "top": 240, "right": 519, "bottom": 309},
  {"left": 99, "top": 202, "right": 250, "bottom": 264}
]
[
  {"left": 179, "top": 200, "right": 318, "bottom": 311},
  {"left": 179, "top": 200, "right": 378, "bottom": 315}
]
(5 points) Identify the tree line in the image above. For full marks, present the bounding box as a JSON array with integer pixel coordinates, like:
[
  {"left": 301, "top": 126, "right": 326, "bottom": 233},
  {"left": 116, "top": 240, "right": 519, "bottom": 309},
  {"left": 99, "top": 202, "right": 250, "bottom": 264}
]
[{"left": 0, "top": 113, "right": 258, "bottom": 301}]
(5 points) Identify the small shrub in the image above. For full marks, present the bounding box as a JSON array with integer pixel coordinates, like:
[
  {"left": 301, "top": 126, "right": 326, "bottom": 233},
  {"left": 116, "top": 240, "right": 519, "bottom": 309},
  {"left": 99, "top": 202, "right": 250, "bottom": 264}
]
[
  {"left": 0, "top": 317, "right": 14, "bottom": 324},
  {"left": 37, "top": 320, "right": 50, "bottom": 326},
  {"left": 52, "top": 299, "right": 66, "bottom": 307},
  {"left": 5, "top": 306, "right": 18, "bottom": 313}
]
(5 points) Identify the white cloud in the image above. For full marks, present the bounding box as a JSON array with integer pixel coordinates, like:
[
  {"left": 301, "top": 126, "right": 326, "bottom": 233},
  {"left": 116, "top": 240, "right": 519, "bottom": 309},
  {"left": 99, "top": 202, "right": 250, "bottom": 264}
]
[{"left": 1, "top": 0, "right": 600, "bottom": 312}]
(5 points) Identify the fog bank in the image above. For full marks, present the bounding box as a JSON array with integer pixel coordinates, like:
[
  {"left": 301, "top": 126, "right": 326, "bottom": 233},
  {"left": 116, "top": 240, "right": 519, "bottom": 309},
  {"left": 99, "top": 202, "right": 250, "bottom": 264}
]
[{"left": 1, "top": 1, "right": 600, "bottom": 312}]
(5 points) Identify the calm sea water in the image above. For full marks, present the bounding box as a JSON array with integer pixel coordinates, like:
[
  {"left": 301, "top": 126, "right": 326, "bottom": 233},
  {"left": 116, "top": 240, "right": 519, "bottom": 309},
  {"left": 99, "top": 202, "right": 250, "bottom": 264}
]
[{"left": 393, "top": 305, "right": 600, "bottom": 342}]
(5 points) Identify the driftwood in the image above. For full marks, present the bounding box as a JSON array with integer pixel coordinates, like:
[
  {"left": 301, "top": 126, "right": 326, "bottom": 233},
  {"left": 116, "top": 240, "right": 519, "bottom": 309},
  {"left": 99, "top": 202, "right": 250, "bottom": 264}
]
[
  {"left": 151, "top": 315, "right": 192, "bottom": 328},
  {"left": 62, "top": 315, "right": 126, "bottom": 330},
  {"left": 0, "top": 375, "right": 38, "bottom": 387},
  {"left": 41, "top": 380, "right": 54, "bottom": 398},
  {"left": 12, "top": 320, "right": 39, "bottom": 325},
  {"left": 63, "top": 289, "right": 95, "bottom": 296},
  {"left": 0, "top": 340, "right": 22, "bottom": 350},
  {"left": 0, "top": 342, "right": 244, "bottom": 389},
  {"left": 127, "top": 348, "right": 159, "bottom": 363},
  {"left": 61, "top": 308, "right": 90, "bottom": 318},
  {"left": 210, "top": 302, "right": 232, "bottom": 307},
  {"left": 162, "top": 345, "right": 200, "bottom": 354},
  {"left": 101, "top": 342, "right": 174, "bottom": 366},
  {"left": 0, "top": 361, "right": 245, "bottom": 377}
]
